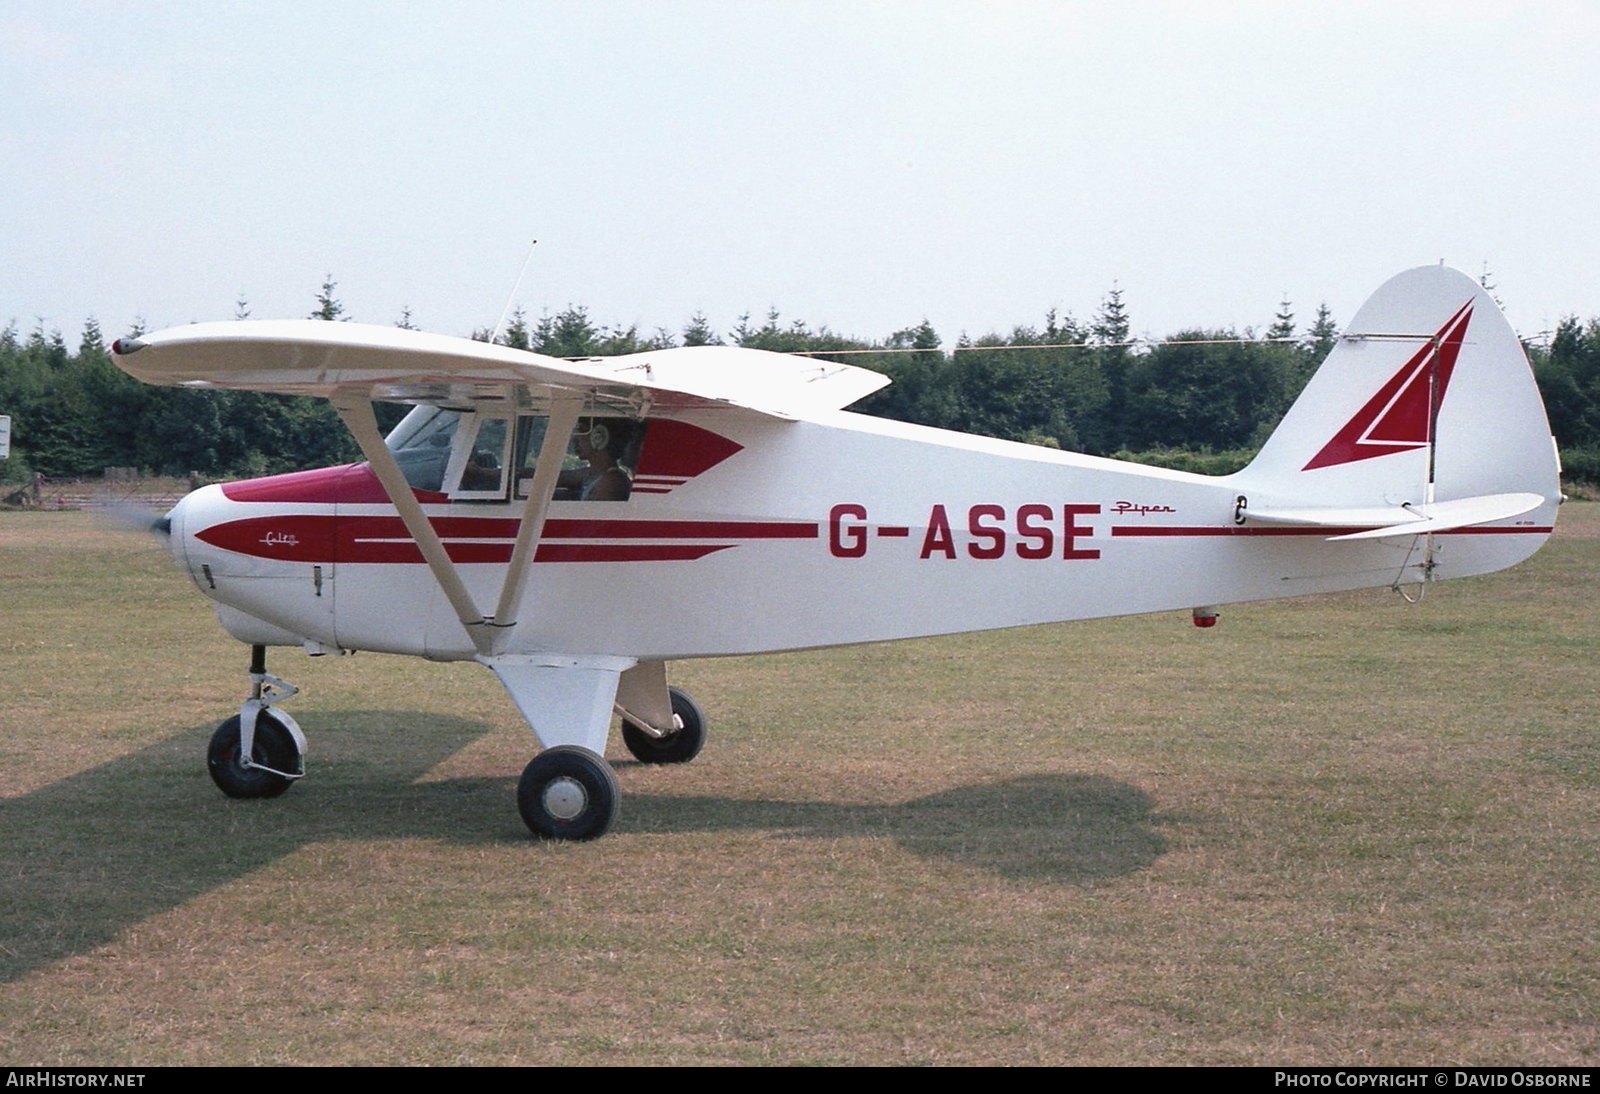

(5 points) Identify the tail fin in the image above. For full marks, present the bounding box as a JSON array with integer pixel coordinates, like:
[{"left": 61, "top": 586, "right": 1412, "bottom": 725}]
[{"left": 1237, "top": 265, "right": 1560, "bottom": 575}]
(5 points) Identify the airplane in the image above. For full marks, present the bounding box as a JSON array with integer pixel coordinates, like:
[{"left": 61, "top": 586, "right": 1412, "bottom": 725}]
[{"left": 109, "top": 264, "right": 1561, "bottom": 840}]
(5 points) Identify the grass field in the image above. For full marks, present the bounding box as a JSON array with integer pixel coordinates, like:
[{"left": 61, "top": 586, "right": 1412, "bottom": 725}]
[{"left": 1, "top": 507, "right": 1596, "bottom": 1065}]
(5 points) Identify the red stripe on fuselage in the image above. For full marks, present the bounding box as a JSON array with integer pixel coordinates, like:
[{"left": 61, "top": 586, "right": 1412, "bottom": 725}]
[
  {"left": 535, "top": 544, "right": 732, "bottom": 563},
  {"left": 1113, "top": 525, "right": 1365, "bottom": 537},
  {"left": 330, "top": 540, "right": 733, "bottom": 564},
  {"left": 546, "top": 518, "right": 817, "bottom": 539},
  {"left": 1111, "top": 524, "right": 1552, "bottom": 537},
  {"left": 195, "top": 514, "right": 815, "bottom": 564}
]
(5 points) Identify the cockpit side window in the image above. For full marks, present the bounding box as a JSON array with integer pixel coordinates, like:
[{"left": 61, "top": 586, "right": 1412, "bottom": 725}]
[
  {"left": 443, "top": 412, "right": 514, "bottom": 501},
  {"left": 461, "top": 417, "right": 508, "bottom": 492},
  {"left": 512, "top": 414, "right": 558, "bottom": 498}
]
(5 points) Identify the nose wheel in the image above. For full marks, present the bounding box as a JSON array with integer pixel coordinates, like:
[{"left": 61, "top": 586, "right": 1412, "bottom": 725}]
[
  {"left": 207, "top": 711, "right": 300, "bottom": 798},
  {"left": 517, "top": 746, "right": 620, "bottom": 840},
  {"left": 206, "top": 644, "right": 307, "bottom": 800}
]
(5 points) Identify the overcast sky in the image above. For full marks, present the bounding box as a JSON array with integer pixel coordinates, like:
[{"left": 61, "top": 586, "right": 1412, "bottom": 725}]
[{"left": 4, "top": 1, "right": 1596, "bottom": 350}]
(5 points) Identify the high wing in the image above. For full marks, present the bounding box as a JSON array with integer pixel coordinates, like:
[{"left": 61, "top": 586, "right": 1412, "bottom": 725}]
[
  {"left": 117, "top": 318, "right": 889, "bottom": 656},
  {"left": 112, "top": 319, "right": 890, "bottom": 419}
]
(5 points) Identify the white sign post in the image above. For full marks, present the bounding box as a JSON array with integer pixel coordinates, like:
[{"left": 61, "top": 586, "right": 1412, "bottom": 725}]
[{"left": 0, "top": 414, "right": 10, "bottom": 459}]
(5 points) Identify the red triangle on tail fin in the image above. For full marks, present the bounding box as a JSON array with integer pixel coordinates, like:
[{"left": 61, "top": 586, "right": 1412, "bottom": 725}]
[{"left": 1303, "top": 301, "right": 1474, "bottom": 471}]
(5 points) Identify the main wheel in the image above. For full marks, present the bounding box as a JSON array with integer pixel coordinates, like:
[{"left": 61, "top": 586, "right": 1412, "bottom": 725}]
[
  {"left": 517, "top": 746, "right": 620, "bottom": 840},
  {"left": 207, "top": 711, "right": 298, "bottom": 799},
  {"left": 621, "top": 685, "right": 707, "bottom": 765}
]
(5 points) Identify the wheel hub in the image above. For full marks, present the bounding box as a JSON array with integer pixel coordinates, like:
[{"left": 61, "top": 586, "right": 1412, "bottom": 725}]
[{"left": 542, "top": 776, "right": 588, "bottom": 820}]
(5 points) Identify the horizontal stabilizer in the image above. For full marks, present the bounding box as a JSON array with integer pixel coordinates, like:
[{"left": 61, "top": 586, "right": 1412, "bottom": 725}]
[
  {"left": 112, "top": 320, "right": 890, "bottom": 419},
  {"left": 1244, "top": 492, "right": 1545, "bottom": 541}
]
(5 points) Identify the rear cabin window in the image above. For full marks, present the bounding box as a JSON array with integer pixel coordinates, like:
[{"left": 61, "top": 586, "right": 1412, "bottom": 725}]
[{"left": 516, "top": 416, "right": 647, "bottom": 502}]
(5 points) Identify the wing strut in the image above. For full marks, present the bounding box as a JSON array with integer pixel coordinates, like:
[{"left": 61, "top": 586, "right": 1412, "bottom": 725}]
[
  {"left": 333, "top": 390, "right": 493, "bottom": 653},
  {"left": 488, "top": 392, "right": 582, "bottom": 649},
  {"left": 334, "top": 388, "right": 586, "bottom": 656}
]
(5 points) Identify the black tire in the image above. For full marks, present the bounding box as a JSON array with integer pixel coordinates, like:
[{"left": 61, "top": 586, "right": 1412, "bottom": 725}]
[
  {"left": 207, "top": 712, "right": 298, "bottom": 799},
  {"left": 621, "top": 686, "right": 707, "bottom": 765},
  {"left": 517, "top": 746, "right": 620, "bottom": 840}
]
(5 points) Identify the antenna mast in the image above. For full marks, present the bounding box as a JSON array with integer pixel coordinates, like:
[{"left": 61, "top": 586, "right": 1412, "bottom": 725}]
[{"left": 490, "top": 238, "right": 538, "bottom": 345}]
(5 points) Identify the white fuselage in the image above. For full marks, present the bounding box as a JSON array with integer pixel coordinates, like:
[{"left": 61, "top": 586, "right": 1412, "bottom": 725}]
[{"left": 166, "top": 407, "right": 1554, "bottom": 662}]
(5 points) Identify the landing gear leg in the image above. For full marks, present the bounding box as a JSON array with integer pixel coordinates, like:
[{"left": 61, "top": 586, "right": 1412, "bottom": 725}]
[
  {"left": 207, "top": 644, "right": 308, "bottom": 799},
  {"left": 483, "top": 654, "right": 629, "bottom": 840}
]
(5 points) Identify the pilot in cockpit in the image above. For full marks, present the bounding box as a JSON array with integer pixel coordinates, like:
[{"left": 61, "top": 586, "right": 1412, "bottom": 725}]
[{"left": 559, "top": 418, "right": 637, "bottom": 501}]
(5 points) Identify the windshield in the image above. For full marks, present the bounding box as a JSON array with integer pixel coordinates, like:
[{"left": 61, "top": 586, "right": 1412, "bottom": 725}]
[{"left": 385, "top": 405, "right": 459, "bottom": 493}]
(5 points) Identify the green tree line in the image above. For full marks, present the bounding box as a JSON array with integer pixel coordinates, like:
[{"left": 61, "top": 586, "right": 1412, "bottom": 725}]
[{"left": 4, "top": 280, "right": 1599, "bottom": 486}]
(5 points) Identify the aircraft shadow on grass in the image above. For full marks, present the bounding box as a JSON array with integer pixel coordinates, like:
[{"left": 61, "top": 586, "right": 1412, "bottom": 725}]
[
  {"left": 620, "top": 769, "right": 1169, "bottom": 883},
  {"left": 0, "top": 716, "right": 1166, "bottom": 983}
]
